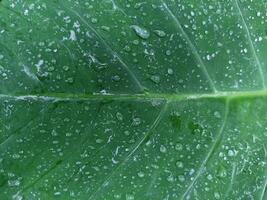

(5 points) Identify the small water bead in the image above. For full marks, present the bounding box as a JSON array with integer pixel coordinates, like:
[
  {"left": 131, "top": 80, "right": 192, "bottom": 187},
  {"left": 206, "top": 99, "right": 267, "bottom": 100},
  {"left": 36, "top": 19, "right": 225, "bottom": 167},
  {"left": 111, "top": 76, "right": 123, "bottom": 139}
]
[
  {"left": 167, "top": 174, "right": 175, "bottom": 182},
  {"left": 96, "top": 139, "right": 103, "bottom": 144},
  {"left": 154, "top": 30, "right": 166, "bottom": 38},
  {"left": 132, "top": 118, "right": 141, "bottom": 126},
  {"left": 165, "top": 50, "right": 171, "bottom": 56},
  {"left": 214, "top": 111, "right": 221, "bottom": 118},
  {"left": 132, "top": 40, "right": 139, "bottom": 45},
  {"left": 178, "top": 175, "right": 185, "bottom": 182},
  {"left": 51, "top": 130, "right": 58, "bottom": 136},
  {"left": 228, "top": 149, "right": 235, "bottom": 157},
  {"left": 126, "top": 194, "right": 134, "bottom": 200},
  {"left": 124, "top": 45, "right": 131, "bottom": 52},
  {"left": 91, "top": 18, "right": 98, "bottom": 24},
  {"left": 65, "top": 77, "right": 74, "bottom": 84},
  {"left": 175, "top": 143, "right": 183, "bottom": 151},
  {"left": 63, "top": 66, "right": 69, "bottom": 71},
  {"left": 47, "top": 66, "right": 55, "bottom": 72},
  {"left": 160, "top": 145, "right": 167, "bottom": 153},
  {"left": 175, "top": 161, "right": 184, "bottom": 168},
  {"left": 137, "top": 171, "right": 145, "bottom": 178},
  {"left": 207, "top": 174, "right": 213, "bottom": 180},
  {"left": 124, "top": 130, "right": 130, "bottom": 136},
  {"left": 167, "top": 68, "right": 174, "bottom": 75},
  {"left": 112, "top": 75, "right": 121, "bottom": 82},
  {"left": 214, "top": 192, "right": 220, "bottom": 199},
  {"left": 114, "top": 194, "right": 122, "bottom": 199},
  {"left": 133, "top": 58, "right": 138, "bottom": 63},
  {"left": 101, "top": 26, "right": 110, "bottom": 31},
  {"left": 131, "top": 25, "right": 150, "bottom": 39},
  {"left": 150, "top": 75, "right": 160, "bottom": 84}
]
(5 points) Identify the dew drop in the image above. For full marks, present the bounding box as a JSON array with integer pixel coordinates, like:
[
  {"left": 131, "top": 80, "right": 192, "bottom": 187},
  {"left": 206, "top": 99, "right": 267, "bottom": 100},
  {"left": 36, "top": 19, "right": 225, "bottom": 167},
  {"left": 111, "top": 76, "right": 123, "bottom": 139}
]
[
  {"left": 154, "top": 30, "right": 166, "bottom": 38},
  {"left": 150, "top": 75, "right": 160, "bottom": 84},
  {"left": 175, "top": 143, "right": 183, "bottom": 151},
  {"left": 214, "top": 192, "right": 220, "bottom": 199},
  {"left": 160, "top": 145, "right": 167, "bottom": 153},
  {"left": 178, "top": 175, "right": 185, "bottom": 182},
  {"left": 165, "top": 50, "right": 171, "bottom": 56},
  {"left": 126, "top": 194, "right": 135, "bottom": 200},
  {"left": 137, "top": 171, "right": 145, "bottom": 178},
  {"left": 175, "top": 161, "right": 184, "bottom": 168},
  {"left": 167, "top": 68, "right": 174, "bottom": 75},
  {"left": 131, "top": 25, "right": 150, "bottom": 39},
  {"left": 167, "top": 174, "right": 175, "bottom": 182}
]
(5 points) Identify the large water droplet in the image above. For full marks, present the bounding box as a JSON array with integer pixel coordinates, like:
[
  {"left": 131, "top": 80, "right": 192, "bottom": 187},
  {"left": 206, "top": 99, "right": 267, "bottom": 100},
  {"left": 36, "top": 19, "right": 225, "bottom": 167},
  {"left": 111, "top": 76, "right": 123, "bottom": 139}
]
[{"left": 131, "top": 25, "right": 150, "bottom": 39}]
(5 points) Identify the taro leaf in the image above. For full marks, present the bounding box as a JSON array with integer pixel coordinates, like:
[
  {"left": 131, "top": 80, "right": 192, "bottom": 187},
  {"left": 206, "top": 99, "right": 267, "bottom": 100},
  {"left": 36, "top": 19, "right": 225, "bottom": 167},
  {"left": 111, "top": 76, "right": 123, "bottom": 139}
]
[{"left": 1, "top": 0, "right": 267, "bottom": 200}]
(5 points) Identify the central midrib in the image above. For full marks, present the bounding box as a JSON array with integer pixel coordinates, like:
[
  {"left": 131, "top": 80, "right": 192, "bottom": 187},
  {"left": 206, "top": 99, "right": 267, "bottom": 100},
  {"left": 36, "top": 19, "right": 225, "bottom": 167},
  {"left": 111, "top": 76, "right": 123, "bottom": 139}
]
[{"left": 1, "top": 89, "right": 267, "bottom": 101}]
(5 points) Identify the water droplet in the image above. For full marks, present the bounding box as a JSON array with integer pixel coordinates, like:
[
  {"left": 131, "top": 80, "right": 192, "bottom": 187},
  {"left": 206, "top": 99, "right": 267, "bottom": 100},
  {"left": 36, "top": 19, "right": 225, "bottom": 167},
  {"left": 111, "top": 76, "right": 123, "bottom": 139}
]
[
  {"left": 65, "top": 77, "right": 74, "bottom": 84},
  {"left": 63, "top": 66, "right": 69, "bottom": 71},
  {"left": 96, "top": 139, "right": 103, "bottom": 144},
  {"left": 154, "top": 30, "right": 166, "bottom": 38},
  {"left": 167, "top": 174, "right": 175, "bottom": 182},
  {"left": 214, "top": 192, "right": 220, "bottom": 199},
  {"left": 214, "top": 111, "right": 221, "bottom": 118},
  {"left": 47, "top": 66, "right": 55, "bottom": 72},
  {"left": 132, "top": 118, "right": 141, "bottom": 126},
  {"left": 131, "top": 25, "right": 150, "bottom": 39},
  {"left": 101, "top": 26, "right": 110, "bottom": 31},
  {"left": 137, "top": 171, "right": 145, "bottom": 178},
  {"left": 126, "top": 194, "right": 135, "bottom": 200},
  {"left": 160, "top": 145, "right": 167, "bottom": 153},
  {"left": 112, "top": 75, "right": 121, "bottom": 82},
  {"left": 114, "top": 194, "right": 121, "bottom": 199},
  {"left": 178, "top": 175, "right": 185, "bottom": 182},
  {"left": 167, "top": 68, "right": 174, "bottom": 75},
  {"left": 133, "top": 40, "right": 139, "bottom": 45},
  {"left": 116, "top": 112, "right": 123, "bottom": 121},
  {"left": 91, "top": 18, "right": 98, "bottom": 24},
  {"left": 228, "top": 149, "right": 235, "bottom": 157},
  {"left": 175, "top": 161, "right": 184, "bottom": 168},
  {"left": 207, "top": 174, "right": 213, "bottom": 180},
  {"left": 165, "top": 50, "right": 171, "bottom": 56},
  {"left": 150, "top": 75, "right": 160, "bottom": 84},
  {"left": 175, "top": 143, "right": 183, "bottom": 151}
]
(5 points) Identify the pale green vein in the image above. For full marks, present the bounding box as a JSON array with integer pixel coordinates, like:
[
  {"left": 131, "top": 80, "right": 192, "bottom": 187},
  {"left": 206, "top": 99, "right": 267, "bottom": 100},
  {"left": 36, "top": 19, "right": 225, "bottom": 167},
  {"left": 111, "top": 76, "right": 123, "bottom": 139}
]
[
  {"left": 160, "top": 0, "right": 217, "bottom": 93},
  {"left": 13, "top": 159, "right": 63, "bottom": 199},
  {"left": 260, "top": 162, "right": 267, "bottom": 200},
  {"left": 181, "top": 99, "right": 230, "bottom": 199},
  {"left": 60, "top": 3, "right": 145, "bottom": 92},
  {"left": 1, "top": 89, "right": 267, "bottom": 102},
  {"left": 87, "top": 102, "right": 169, "bottom": 200},
  {"left": 233, "top": 0, "right": 266, "bottom": 88},
  {"left": 225, "top": 162, "right": 237, "bottom": 198}
]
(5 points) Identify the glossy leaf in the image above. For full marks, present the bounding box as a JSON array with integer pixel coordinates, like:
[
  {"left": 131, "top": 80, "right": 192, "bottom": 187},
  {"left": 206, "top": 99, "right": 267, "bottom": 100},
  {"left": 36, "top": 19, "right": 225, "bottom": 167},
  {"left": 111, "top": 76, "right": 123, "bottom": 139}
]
[{"left": 1, "top": 0, "right": 267, "bottom": 199}]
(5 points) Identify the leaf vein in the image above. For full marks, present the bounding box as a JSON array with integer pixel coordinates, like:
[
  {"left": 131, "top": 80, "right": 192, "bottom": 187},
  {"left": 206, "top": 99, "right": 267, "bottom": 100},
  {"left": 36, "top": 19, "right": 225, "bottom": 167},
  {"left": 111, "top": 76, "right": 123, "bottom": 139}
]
[
  {"left": 233, "top": 0, "right": 266, "bottom": 88},
  {"left": 61, "top": 4, "right": 145, "bottom": 92},
  {"left": 160, "top": 0, "right": 217, "bottom": 92},
  {"left": 181, "top": 100, "right": 230, "bottom": 199},
  {"left": 87, "top": 102, "right": 168, "bottom": 200}
]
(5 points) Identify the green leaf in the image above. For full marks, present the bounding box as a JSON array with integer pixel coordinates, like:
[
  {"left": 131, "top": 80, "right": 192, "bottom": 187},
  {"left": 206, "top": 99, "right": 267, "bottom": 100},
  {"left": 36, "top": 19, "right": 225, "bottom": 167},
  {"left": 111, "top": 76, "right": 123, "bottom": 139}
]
[{"left": 1, "top": 0, "right": 267, "bottom": 199}]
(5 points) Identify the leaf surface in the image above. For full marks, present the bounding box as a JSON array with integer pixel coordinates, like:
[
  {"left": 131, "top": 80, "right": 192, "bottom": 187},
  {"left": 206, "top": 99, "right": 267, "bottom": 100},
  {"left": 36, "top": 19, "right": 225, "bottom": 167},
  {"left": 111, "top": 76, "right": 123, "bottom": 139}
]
[{"left": 1, "top": 0, "right": 267, "bottom": 199}]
